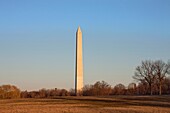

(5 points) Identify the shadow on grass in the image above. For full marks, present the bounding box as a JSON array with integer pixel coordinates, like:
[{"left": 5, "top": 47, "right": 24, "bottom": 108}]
[
  {"left": 53, "top": 96, "right": 170, "bottom": 108},
  {"left": 1, "top": 96, "right": 170, "bottom": 109}
]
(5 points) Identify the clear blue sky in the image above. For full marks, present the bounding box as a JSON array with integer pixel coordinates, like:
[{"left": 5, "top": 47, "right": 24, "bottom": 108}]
[{"left": 0, "top": 0, "right": 170, "bottom": 91}]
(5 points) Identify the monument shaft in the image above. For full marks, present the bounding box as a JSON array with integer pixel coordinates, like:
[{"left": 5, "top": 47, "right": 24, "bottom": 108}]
[{"left": 75, "top": 27, "right": 83, "bottom": 95}]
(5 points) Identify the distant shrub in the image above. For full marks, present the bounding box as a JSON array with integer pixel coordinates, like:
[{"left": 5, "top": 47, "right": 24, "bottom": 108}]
[
  {"left": 0, "top": 85, "right": 20, "bottom": 99},
  {"left": 83, "top": 81, "right": 112, "bottom": 96}
]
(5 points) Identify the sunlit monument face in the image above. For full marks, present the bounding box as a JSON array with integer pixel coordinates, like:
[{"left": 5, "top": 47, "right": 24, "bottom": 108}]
[{"left": 75, "top": 27, "right": 83, "bottom": 96}]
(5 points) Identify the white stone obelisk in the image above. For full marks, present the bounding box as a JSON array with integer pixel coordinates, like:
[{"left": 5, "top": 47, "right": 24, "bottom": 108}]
[{"left": 75, "top": 26, "right": 83, "bottom": 96}]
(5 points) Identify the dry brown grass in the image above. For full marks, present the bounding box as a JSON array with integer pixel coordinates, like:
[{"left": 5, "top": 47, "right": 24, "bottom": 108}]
[{"left": 0, "top": 96, "right": 170, "bottom": 113}]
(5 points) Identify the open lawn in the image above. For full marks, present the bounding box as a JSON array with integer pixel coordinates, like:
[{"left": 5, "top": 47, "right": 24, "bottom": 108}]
[{"left": 0, "top": 96, "right": 170, "bottom": 113}]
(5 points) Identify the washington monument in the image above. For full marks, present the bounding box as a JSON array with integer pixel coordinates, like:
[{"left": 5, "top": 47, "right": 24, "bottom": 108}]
[{"left": 75, "top": 26, "right": 83, "bottom": 95}]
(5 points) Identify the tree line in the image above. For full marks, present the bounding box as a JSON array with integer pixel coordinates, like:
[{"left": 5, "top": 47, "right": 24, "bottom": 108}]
[
  {"left": 133, "top": 60, "right": 170, "bottom": 95},
  {"left": 0, "top": 60, "right": 169, "bottom": 99}
]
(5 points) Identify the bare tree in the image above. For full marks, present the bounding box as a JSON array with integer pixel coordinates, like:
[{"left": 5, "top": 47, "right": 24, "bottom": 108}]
[
  {"left": 82, "top": 81, "right": 112, "bottom": 96},
  {"left": 69, "top": 88, "right": 76, "bottom": 96},
  {"left": 163, "top": 76, "right": 170, "bottom": 94},
  {"left": 112, "top": 83, "right": 126, "bottom": 95},
  {"left": 137, "top": 81, "right": 149, "bottom": 95},
  {"left": 154, "top": 60, "right": 170, "bottom": 95},
  {"left": 133, "top": 60, "right": 156, "bottom": 95},
  {"left": 127, "top": 83, "right": 137, "bottom": 95},
  {"left": 0, "top": 85, "right": 20, "bottom": 99},
  {"left": 59, "top": 89, "right": 70, "bottom": 96},
  {"left": 82, "top": 85, "right": 93, "bottom": 96},
  {"left": 93, "top": 81, "right": 112, "bottom": 96},
  {"left": 39, "top": 88, "right": 47, "bottom": 98}
]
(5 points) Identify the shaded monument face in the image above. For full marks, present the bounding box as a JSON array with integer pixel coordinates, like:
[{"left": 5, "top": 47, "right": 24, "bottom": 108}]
[{"left": 75, "top": 27, "right": 83, "bottom": 95}]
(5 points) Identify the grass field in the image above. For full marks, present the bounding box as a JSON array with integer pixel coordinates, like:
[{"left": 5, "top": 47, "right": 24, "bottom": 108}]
[{"left": 0, "top": 96, "right": 170, "bottom": 113}]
